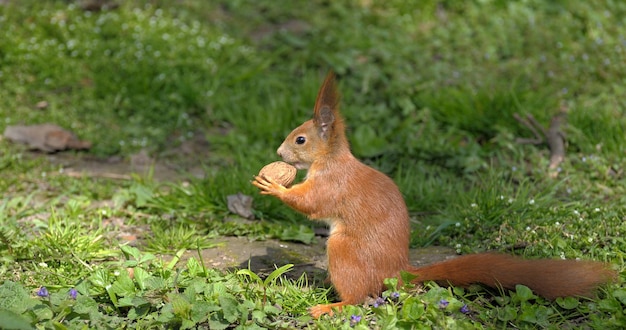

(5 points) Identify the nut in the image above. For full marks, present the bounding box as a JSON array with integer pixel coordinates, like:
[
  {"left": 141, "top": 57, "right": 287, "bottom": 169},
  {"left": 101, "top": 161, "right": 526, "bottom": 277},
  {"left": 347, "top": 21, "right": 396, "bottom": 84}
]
[{"left": 258, "top": 161, "right": 297, "bottom": 187}]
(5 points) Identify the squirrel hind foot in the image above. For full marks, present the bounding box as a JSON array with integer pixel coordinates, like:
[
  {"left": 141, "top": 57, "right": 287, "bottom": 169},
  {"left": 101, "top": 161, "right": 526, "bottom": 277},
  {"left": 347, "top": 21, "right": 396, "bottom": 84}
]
[{"left": 309, "top": 301, "right": 349, "bottom": 318}]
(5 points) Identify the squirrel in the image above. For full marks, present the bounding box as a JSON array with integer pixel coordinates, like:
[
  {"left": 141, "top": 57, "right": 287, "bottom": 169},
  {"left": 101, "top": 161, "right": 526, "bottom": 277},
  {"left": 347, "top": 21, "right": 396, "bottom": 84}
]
[{"left": 252, "top": 72, "right": 617, "bottom": 318}]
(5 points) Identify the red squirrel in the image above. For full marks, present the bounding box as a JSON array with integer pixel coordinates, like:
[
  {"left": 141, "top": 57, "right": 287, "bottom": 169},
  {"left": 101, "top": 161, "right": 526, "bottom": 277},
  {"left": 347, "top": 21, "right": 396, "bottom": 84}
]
[{"left": 252, "top": 72, "right": 617, "bottom": 318}]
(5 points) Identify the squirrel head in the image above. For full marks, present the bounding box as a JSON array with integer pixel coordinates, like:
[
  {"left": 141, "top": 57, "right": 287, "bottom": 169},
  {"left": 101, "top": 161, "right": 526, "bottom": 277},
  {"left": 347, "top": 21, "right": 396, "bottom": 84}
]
[{"left": 277, "top": 72, "right": 349, "bottom": 170}]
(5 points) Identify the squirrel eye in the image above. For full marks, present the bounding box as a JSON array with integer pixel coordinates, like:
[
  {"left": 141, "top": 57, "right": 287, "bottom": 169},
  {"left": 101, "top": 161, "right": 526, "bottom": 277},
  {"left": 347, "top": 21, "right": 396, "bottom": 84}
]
[{"left": 295, "top": 136, "right": 306, "bottom": 145}]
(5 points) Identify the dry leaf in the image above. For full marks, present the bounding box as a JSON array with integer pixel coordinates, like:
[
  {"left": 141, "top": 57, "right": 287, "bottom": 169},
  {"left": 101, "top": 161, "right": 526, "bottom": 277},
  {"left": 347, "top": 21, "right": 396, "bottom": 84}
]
[
  {"left": 227, "top": 192, "right": 255, "bottom": 219},
  {"left": 3, "top": 123, "right": 92, "bottom": 152}
]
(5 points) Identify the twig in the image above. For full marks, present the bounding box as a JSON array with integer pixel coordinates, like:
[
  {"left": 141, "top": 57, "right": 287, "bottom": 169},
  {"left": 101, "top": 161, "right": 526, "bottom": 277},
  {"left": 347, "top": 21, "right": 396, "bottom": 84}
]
[
  {"left": 59, "top": 170, "right": 132, "bottom": 180},
  {"left": 513, "top": 104, "right": 568, "bottom": 178},
  {"left": 547, "top": 104, "right": 568, "bottom": 177},
  {"left": 513, "top": 113, "right": 544, "bottom": 144}
]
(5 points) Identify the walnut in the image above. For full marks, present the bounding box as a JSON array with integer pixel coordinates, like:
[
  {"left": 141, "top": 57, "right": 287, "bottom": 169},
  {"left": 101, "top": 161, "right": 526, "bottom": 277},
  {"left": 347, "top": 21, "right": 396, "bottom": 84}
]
[{"left": 258, "top": 161, "right": 297, "bottom": 187}]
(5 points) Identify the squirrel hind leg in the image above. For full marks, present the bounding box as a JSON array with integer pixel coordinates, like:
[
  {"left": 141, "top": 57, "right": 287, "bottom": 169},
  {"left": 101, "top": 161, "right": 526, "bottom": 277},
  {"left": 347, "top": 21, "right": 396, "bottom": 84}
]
[{"left": 309, "top": 301, "right": 350, "bottom": 318}]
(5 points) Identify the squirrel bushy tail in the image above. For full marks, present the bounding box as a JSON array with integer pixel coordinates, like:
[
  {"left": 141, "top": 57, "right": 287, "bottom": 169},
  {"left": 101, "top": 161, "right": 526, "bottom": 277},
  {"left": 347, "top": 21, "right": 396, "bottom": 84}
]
[{"left": 407, "top": 253, "right": 617, "bottom": 299}]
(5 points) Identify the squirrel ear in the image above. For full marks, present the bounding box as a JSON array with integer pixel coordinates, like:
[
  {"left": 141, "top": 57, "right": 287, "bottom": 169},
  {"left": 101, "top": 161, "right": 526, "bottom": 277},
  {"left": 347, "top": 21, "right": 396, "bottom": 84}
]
[
  {"left": 317, "top": 106, "right": 335, "bottom": 139},
  {"left": 313, "top": 71, "right": 339, "bottom": 140}
]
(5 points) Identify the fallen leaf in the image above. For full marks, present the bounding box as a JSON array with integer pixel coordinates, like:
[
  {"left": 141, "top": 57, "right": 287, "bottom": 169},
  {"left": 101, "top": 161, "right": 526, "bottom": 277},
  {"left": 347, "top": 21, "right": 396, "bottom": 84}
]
[
  {"left": 36, "top": 101, "right": 49, "bottom": 109},
  {"left": 227, "top": 192, "right": 255, "bottom": 220},
  {"left": 3, "top": 123, "right": 92, "bottom": 152}
]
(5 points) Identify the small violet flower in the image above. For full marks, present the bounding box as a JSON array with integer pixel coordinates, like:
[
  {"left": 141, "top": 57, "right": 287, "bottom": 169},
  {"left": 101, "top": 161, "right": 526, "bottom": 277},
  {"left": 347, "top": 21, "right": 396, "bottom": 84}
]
[
  {"left": 390, "top": 291, "right": 400, "bottom": 299},
  {"left": 350, "top": 314, "right": 362, "bottom": 325},
  {"left": 460, "top": 304, "right": 470, "bottom": 314},
  {"left": 373, "top": 297, "right": 385, "bottom": 307},
  {"left": 438, "top": 299, "right": 449, "bottom": 309},
  {"left": 69, "top": 288, "right": 78, "bottom": 300},
  {"left": 37, "top": 286, "right": 49, "bottom": 298}
]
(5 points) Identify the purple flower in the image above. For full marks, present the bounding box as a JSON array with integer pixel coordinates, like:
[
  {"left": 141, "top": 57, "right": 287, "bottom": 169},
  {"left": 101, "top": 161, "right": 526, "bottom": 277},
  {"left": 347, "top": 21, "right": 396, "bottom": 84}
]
[
  {"left": 37, "top": 286, "right": 49, "bottom": 298},
  {"left": 460, "top": 304, "right": 470, "bottom": 314},
  {"left": 390, "top": 292, "right": 400, "bottom": 299},
  {"left": 373, "top": 297, "right": 385, "bottom": 307},
  {"left": 350, "top": 314, "right": 362, "bottom": 325},
  {"left": 438, "top": 299, "right": 449, "bottom": 309},
  {"left": 69, "top": 288, "right": 78, "bottom": 300}
]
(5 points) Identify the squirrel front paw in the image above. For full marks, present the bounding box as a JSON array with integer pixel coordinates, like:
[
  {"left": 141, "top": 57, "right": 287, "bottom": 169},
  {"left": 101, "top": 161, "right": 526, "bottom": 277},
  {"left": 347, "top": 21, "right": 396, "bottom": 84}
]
[{"left": 252, "top": 175, "right": 287, "bottom": 196}]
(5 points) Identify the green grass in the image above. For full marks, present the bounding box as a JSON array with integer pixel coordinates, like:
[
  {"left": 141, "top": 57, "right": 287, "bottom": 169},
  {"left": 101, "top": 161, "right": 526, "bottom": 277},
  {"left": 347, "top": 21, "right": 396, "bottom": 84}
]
[{"left": 1, "top": 0, "right": 625, "bottom": 328}]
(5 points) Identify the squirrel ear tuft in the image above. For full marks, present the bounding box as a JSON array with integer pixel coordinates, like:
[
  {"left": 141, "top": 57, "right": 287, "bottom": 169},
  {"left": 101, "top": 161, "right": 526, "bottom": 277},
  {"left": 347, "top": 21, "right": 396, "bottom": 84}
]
[{"left": 314, "top": 72, "right": 339, "bottom": 140}]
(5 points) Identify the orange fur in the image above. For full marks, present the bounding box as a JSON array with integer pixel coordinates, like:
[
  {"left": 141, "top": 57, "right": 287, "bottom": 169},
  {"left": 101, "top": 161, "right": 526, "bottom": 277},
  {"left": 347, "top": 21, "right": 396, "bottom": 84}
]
[{"left": 252, "top": 72, "right": 617, "bottom": 318}]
